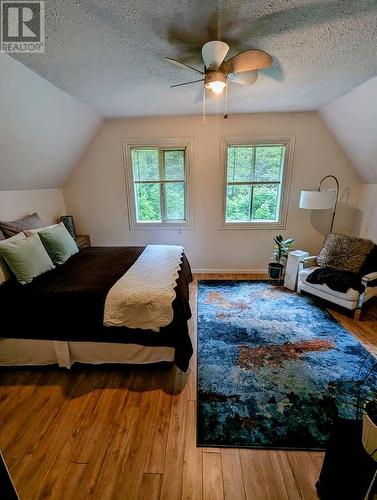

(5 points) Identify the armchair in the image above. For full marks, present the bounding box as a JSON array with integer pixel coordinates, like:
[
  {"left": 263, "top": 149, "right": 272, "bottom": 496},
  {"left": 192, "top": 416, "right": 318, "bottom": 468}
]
[{"left": 298, "top": 256, "right": 377, "bottom": 320}]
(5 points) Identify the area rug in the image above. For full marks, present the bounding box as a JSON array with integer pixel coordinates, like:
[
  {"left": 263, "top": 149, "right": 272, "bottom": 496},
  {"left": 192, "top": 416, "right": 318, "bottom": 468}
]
[{"left": 197, "top": 281, "right": 377, "bottom": 450}]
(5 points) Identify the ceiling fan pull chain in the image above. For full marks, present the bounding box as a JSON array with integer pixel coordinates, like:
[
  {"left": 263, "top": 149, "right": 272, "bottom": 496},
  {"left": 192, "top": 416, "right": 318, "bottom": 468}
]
[
  {"left": 202, "top": 87, "right": 206, "bottom": 124},
  {"left": 224, "top": 81, "right": 229, "bottom": 119}
]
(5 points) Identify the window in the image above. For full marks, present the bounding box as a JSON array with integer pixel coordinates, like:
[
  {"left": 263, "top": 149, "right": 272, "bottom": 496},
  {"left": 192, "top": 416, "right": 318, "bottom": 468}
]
[
  {"left": 221, "top": 138, "right": 294, "bottom": 229},
  {"left": 124, "top": 139, "right": 193, "bottom": 229}
]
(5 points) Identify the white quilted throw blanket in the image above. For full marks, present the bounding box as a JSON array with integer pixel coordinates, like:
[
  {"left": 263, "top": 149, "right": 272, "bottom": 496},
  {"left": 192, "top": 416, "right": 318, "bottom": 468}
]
[{"left": 103, "top": 245, "right": 184, "bottom": 332}]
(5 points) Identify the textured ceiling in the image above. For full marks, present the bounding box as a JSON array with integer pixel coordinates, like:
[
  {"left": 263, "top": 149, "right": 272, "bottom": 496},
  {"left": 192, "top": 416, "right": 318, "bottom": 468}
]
[{"left": 12, "top": 0, "right": 377, "bottom": 117}]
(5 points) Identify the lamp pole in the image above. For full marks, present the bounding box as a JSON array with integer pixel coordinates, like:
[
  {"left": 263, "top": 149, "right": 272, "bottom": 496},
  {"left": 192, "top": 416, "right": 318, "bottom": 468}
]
[{"left": 318, "top": 175, "right": 340, "bottom": 233}]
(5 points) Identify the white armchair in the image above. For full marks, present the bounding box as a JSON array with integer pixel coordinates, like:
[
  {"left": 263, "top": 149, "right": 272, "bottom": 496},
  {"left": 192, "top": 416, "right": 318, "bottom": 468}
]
[{"left": 297, "top": 256, "right": 377, "bottom": 320}]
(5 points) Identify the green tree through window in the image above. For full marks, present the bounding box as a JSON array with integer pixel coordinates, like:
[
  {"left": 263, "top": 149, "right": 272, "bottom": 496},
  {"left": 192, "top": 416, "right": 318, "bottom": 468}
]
[
  {"left": 131, "top": 148, "right": 186, "bottom": 222},
  {"left": 225, "top": 144, "right": 285, "bottom": 223}
]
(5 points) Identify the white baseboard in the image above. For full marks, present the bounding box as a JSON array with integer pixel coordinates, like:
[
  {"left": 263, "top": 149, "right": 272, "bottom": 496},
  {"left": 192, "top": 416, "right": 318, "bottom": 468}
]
[{"left": 192, "top": 268, "right": 267, "bottom": 274}]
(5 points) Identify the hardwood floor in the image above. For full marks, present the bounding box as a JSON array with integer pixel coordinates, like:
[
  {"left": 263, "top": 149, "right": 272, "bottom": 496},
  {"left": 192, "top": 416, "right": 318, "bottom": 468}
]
[{"left": 0, "top": 274, "right": 376, "bottom": 499}]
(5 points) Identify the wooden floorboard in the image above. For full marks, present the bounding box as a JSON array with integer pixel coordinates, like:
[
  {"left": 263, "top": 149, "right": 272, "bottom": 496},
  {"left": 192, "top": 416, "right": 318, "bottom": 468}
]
[{"left": 0, "top": 274, "right": 376, "bottom": 499}]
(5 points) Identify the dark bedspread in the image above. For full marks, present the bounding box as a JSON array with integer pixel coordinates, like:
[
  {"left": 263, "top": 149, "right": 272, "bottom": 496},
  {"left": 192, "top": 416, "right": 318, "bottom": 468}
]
[{"left": 0, "top": 247, "right": 193, "bottom": 371}]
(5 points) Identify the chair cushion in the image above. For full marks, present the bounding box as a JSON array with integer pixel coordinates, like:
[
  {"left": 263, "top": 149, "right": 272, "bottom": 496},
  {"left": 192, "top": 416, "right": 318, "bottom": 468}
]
[
  {"left": 306, "top": 266, "right": 362, "bottom": 293},
  {"left": 317, "top": 233, "right": 375, "bottom": 273},
  {"left": 299, "top": 267, "right": 360, "bottom": 301}
]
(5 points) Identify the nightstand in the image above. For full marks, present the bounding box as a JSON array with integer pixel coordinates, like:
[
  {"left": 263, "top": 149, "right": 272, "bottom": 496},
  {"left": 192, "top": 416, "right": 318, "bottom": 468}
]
[{"left": 75, "top": 235, "right": 91, "bottom": 250}]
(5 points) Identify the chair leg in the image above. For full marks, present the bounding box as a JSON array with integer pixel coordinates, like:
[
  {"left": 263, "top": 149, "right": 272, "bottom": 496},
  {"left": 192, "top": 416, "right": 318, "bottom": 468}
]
[
  {"left": 355, "top": 289, "right": 366, "bottom": 322},
  {"left": 354, "top": 308, "right": 362, "bottom": 321}
]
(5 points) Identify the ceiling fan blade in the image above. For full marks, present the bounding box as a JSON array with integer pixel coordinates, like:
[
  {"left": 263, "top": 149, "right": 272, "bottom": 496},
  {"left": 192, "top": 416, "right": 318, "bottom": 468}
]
[
  {"left": 165, "top": 57, "right": 204, "bottom": 75},
  {"left": 221, "top": 50, "right": 272, "bottom": 74},
  {"left": 228, "top": 70, "right": 258, "bottom": 86},
  {"left": 170, "top": 79, "right": 204, "bottom": 88},
  {"left": 202, "top": 40, "right": 229, "bottom": 70}
]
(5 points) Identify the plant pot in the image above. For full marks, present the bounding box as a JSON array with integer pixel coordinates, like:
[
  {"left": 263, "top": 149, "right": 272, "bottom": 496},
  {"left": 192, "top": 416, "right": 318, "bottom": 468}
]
[
  {"left": 362, "top": 402, "right": 377, "bottom": 461},
  {"left": 268, "top": 262, "right": 284, "bottom": 280}
]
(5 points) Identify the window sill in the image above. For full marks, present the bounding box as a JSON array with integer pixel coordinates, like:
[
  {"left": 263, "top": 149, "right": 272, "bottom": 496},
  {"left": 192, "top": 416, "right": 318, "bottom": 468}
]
[
  {"left": 219, "top": 221, "right": 286, "bottom": 230},
  {"left": 130, "top": 221, "right": 194, "bottom": 230}
]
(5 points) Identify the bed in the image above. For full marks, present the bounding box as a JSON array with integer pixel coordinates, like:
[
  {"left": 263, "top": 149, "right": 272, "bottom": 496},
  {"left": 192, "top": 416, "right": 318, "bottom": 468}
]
[{"left": 0, "top": 246, "right": 193, "bottom": 372}]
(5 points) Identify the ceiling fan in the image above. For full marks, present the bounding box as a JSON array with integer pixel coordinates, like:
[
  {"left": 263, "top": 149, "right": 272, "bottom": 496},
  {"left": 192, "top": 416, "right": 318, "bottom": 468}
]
[{"left": 166, "top": 40, "right": 272, "bottom": 118}]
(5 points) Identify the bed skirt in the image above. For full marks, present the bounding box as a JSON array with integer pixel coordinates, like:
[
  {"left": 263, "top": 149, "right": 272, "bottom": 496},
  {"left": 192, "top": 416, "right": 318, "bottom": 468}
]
[{"left": 0, "top": 338, "right": 175, "bottom": 368}]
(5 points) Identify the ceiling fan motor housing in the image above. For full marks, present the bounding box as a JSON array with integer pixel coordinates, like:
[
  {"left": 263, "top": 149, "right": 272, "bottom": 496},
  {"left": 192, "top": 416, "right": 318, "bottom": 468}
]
[{"left": 204, "top": 71, "right": 227, "bottom": 88}]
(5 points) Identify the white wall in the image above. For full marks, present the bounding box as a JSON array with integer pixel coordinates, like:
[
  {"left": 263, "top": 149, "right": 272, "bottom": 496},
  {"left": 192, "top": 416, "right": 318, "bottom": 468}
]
[
  {"left": 320, "top": 76, "right": 377, "bottom": 183},
  {"left": 358, "top": 184, "right": 377, "bottom": 242},
  {"left": 64, "top": 112, "right": 361, "bottom": 272},
  {"left": 0, "top": 189, "right": 66, "bottom": 225},
  {"left": 0, "top": 54, "right": 101, "bottom": 190}
]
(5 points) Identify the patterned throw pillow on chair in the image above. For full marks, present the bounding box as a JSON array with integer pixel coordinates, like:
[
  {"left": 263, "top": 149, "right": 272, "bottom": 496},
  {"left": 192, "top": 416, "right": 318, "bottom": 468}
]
[{"left": 317, "top": 233, "right": 375, "bottom": 273}]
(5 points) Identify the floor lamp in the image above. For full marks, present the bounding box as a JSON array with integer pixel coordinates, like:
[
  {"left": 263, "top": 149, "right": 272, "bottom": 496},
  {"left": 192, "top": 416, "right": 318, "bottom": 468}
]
[{"left": 299, "top": 175, "right": 340, "bottom": 233}]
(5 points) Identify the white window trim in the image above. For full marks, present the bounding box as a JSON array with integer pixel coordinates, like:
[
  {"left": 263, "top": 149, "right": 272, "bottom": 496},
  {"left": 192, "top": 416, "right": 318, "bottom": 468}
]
[
  {"left": 219, "top": 135, "right": 295, "bottom": 230},
  {"left": 123, "top": 138, "right": 194, "bottom": 230}
]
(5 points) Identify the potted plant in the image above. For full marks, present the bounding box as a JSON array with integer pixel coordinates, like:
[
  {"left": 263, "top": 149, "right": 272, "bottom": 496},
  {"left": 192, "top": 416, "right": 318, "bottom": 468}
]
[
  {"left": 362, "top": 399, "right": 377, "bottom": 461},
  {"left": 268, "top": 235, "right": 295, "bottom": 280}
]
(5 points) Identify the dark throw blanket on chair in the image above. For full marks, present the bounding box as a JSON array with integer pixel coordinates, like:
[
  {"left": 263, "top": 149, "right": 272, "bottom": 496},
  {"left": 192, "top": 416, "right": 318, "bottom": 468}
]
[{"left": 307, "top": 245, "right": 377, "bottom": 293}]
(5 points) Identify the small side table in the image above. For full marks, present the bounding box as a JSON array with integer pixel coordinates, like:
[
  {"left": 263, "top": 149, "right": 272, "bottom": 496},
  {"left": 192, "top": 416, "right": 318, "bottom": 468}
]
[
  {"left": 284, "top": 250, "right": 309, "bottom": 291},
  {"left": 75, "top": 235, "right": 91, "bottom": 250}
]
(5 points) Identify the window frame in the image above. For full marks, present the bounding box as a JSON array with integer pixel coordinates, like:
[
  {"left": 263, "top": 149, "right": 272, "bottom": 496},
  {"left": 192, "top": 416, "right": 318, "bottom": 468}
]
[
  {"left": 123, "top": 138, "right": 194, "bottom": 230},
  {"left": 219, "top": 136, "right": 295, "bottom": 230}
]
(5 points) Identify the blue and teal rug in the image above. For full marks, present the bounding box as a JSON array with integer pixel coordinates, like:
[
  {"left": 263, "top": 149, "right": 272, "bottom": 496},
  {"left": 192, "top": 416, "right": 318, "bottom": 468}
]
[{"left": 197, "top": 281, "right": 377, "bottom": 450}]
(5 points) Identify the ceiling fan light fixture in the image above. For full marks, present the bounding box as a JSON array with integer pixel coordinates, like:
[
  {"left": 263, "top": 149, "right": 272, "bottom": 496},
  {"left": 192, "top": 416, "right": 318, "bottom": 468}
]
[
  {"left": 204, "top": 71, "right": 227, "bottom": 95},
  {"left": 167, "top": 41, "right": 273, "bottom": 116},
  {"left": 206, "top": 80, "right": 227, "bottom": 95}
]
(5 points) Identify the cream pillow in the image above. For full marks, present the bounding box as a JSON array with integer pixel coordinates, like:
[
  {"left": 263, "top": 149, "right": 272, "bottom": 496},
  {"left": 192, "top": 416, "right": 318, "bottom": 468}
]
[
  {"left": 24, "top": 223, "right": 58, "bottom": 236},
  {"left": 0, "top": 233, "right": 26, "bottom": 284}
]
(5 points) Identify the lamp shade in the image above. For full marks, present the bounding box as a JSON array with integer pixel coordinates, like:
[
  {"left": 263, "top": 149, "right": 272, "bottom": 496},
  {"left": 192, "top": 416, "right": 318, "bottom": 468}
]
[{"left": 299, "top": 189, "right": 336, "bottom": 210}]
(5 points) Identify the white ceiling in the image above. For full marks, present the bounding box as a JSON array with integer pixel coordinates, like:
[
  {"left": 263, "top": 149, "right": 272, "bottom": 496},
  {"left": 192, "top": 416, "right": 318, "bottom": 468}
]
[
  {"left": 320, "top": 75, "right": 377, "bottom": 183},
  {"left": 12, "top": 0, "right": 377, "bottom": 117}
]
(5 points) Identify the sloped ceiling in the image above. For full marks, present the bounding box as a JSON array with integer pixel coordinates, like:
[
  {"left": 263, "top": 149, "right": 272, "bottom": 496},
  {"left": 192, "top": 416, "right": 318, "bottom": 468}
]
[
  {"left": 0, "top": 55, "right": 101, "bottom": 190},
  {"left": 320, "top": 76, "right": 377, "bottom": 183},
  {"left": 12, "top": 0, "right": 377, "bottom": 116}
]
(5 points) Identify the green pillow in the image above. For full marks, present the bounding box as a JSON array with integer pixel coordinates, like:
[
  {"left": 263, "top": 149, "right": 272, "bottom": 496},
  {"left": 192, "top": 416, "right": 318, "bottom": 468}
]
[
  {"left": 38, "top": 222, "right": 79, "bottom": 265},
  {"left": 0, "top": 232, "right": 26, "bottom": 284},
  {"left": 0, "top": 234, "right": 55, "bottom": 285}
]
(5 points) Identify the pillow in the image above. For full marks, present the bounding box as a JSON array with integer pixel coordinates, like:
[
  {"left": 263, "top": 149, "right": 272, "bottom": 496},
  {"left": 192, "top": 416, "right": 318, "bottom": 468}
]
[
  {"left": 38, "top": 222, "right": 78, "bottom": 265},
  {"left": 0, "top": 212, "right": 43, "bottom": 238},
  {"left": 0, "top": 233, "right": 26, "bottom": 284},
  {"left": 0, "top": 234, "right": 55, "bottom": 285},
  {"left": 317, "top": 233, "right": 375, "bottom": 273},
  {"left": 360, "top": 244, "right": 377, "bottom": 276},
  {"left": 24, "top": 223, "right": 58, "bottom": 236}
]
